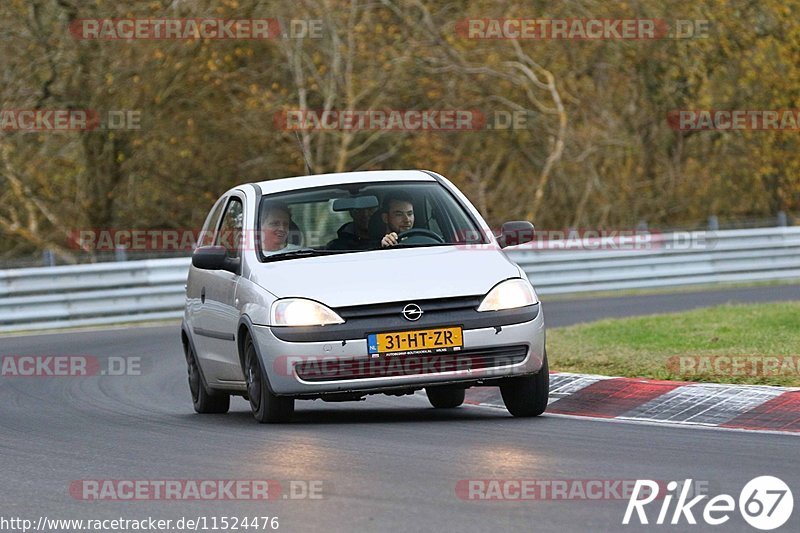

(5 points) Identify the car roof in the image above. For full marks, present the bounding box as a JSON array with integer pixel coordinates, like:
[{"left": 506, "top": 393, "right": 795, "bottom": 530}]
[{"left": 248, "top": 169, "right": 436, "bottom": 195}]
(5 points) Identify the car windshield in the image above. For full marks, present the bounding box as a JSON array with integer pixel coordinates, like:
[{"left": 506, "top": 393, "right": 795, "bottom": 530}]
[{"left": 257, "top": 181, "right": 487, "bottom": 261}]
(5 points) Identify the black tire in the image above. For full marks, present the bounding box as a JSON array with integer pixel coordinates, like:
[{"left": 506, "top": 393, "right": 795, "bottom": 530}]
[
  {"left": 186, "top": 341, "right": 230, "bottom": 414},
  {"left": 500, "top": 352, "right": 549, "bottom": 417},
  {"left": 244, "top": 337, "right": 294, "bottom": 423},
  {"left": 426, "top": 385, "right": 465, "bottom": 408}
]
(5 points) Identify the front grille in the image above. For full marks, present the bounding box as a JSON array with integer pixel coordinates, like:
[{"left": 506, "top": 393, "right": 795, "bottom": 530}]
[
  {"left": 294, "top": 344, "right": 528, "bottom": 382},
  {"left": 336, "top": 295, "right": 482, "bottom": 320}
]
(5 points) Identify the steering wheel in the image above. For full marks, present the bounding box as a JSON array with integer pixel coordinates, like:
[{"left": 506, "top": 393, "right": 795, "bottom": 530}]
[{"left": 397, "top": 228, "right": 445, "bottom": 244}]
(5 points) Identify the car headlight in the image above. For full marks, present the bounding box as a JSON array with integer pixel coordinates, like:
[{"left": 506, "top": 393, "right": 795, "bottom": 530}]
[
  {"left": 270, "top": 298, "right": 345, "bottom": 326},
  {"left": 477, "top": 279, "right": 538, "bottom": 312}
]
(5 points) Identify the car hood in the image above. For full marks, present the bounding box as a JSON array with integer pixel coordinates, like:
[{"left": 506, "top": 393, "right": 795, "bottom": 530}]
[{"left": 248, "top": 245, "right": 520, "bottom": 308}]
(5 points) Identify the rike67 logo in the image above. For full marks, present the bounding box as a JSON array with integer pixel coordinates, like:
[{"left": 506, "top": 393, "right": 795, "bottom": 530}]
[{"left": 624, "top": 476, "right": 793, "bottom": 530}]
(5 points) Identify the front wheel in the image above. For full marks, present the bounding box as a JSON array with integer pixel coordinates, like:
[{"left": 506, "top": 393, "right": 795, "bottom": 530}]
[
  {"left": 244, "top": 337, "right": 294, "bottom": 423},
  {"left": 186, "top": 342, "right": 230, "bottom": 414},
  {"left": 426, "top": 386, "right": 465, "bottom": 408},
  {"left": 500, "top": 352, "right": 549, "bottom": 417}
]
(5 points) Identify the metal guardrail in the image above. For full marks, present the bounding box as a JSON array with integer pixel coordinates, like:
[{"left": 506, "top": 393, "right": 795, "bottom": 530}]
[
  {"left": 510, "top": 227, "right": 800, "bottom": 294},
  {"left": 0, "top": 258, "right": 190, "bottom": 333},
  {"left": 1, "top": 227, "right": 799, "bottom": 333}
]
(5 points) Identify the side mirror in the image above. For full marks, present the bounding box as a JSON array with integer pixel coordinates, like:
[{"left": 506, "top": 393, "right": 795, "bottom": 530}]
[
  {"left": 499, "top": 221, "right": 535, "bottom": 248},
  {"left": 192, "top": 245, "right": 239, "bottom": 273}
]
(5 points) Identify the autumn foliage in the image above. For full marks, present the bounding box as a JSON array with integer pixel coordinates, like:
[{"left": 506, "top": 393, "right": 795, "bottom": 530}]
[{"left": 1, "top": 0, "right": 798, "bottom": 262}]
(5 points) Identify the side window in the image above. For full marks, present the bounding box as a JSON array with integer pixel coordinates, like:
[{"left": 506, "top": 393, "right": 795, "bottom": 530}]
[
  {"left": 215, "top": 197, "right": 244, "bottom": 259},
  {"left": 197, "top": 196, "right": 227, "bottom": 247}
]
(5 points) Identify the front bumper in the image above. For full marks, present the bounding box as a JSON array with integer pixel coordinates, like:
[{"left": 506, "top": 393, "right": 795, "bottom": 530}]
[{"left": 251, "top": 306, "right": 545, "bottom": 396}]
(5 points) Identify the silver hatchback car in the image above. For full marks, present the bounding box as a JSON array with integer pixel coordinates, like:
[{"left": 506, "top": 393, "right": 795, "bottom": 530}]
[{"left": 181, "top": 170, "right": 547, "bottom": 422}]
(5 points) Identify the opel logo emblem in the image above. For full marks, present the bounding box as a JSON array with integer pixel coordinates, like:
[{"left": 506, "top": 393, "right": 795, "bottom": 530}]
[{"left": 402, "top": 303, "right": 423, "bottom": 321}]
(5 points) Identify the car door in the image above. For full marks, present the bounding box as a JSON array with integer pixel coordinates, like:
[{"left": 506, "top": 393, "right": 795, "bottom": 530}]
[
  {"left": 186, "top": 194, "right": 225, "bottom": 356},
  {"left": 193, "top": 194, "right": 246, "bottom": 384}
]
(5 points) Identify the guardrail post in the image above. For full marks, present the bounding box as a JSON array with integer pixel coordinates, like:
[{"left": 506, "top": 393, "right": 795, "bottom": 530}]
[
  {"left": 115, "top": 246, "right": 128, "bottom": 262},
  {"left": 777, "top": 211, "right": 788, "bottom": 227},
  {"left": 708, "top": 215, "right": 719, "bottom": 231},
  {"left": 42, "top": 249, "right": 55, "bottom": 267}
]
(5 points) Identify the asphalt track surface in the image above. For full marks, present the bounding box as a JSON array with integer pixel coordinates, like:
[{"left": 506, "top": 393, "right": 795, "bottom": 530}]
[
  {"left": 1, "top": 285, "right": 799, "bottom": 532},
  {"left": 544, "top": 283, "right": 800, "bottom": 327}
]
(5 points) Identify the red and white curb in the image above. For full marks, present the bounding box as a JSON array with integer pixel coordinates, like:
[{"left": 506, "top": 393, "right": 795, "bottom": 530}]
[{"left": 461, "top": 373, "right": 800, "bottom": 434}]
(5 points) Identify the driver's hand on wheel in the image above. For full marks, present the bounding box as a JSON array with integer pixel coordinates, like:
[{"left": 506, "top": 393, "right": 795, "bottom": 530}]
[{"left": 381, "top": 232, "right": 399, "bottom": 247}]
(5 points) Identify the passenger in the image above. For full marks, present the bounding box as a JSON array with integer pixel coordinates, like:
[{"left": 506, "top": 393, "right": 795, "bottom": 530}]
[
  {"left": 380, "top": 192, "right": 415, "bottom": 247},
  {"left": 327, "top": 205, "right": 378, "bottom": 250},
  {"left": 261, "top": 201, "right": 302, "bottom": 255}
]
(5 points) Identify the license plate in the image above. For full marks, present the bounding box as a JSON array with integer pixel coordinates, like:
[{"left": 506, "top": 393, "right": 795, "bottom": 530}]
[{"left": 367, "top": 326, "right": 463, "bottom": 356}]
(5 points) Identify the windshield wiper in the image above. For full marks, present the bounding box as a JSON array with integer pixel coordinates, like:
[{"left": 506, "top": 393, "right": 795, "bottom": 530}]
[{"left": 263, "top": 248, "right": 352, "bottom": 262}]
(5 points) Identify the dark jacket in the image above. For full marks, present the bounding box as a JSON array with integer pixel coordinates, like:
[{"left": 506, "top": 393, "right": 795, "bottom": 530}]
[{"left": 326, "top": 222, "right": 377, "bottom": 250}]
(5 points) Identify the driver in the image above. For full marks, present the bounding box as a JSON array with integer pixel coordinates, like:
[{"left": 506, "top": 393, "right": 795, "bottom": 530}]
[{"left": 380, "top": 192, "right": 415, "bottom": 247}]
